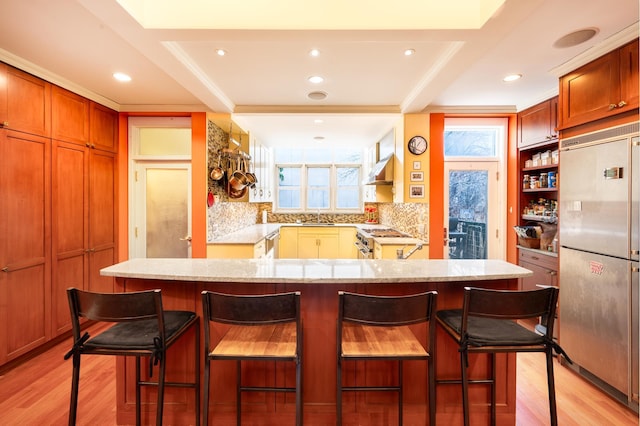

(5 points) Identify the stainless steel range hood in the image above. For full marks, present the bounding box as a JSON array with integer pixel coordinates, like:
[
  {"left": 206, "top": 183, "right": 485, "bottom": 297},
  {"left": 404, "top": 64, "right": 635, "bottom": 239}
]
[{"left": 364, "top": 152, "right": 394, "bottom": 185}]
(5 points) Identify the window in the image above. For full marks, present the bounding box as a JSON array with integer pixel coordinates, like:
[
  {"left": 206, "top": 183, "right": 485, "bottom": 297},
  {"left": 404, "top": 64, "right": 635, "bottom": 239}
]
[
  {"left": 275, "top": 146, "right": 362, "bottom": 212},
  {"left": 444, "top": 117, "right": 504, "bottom": 159}
]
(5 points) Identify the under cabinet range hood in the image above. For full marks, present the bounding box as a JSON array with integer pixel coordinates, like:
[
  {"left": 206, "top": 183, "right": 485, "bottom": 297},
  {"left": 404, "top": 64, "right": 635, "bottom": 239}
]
[{"left": 365, "top": 153, "right": 394, "bottom": 185}]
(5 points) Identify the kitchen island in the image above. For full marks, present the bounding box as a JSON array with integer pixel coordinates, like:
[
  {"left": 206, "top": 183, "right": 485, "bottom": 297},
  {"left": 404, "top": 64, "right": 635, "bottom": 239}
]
[{"left": 101, "top": 258, "right": 531, "bottom": 425}]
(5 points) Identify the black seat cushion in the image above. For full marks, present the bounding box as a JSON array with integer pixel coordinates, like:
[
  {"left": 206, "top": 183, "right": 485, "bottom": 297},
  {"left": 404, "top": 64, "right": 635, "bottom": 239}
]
[
  {"left": 86, "top": 311, "right": 196, "bottom": 350},
  {"left": 437, "top": 309, "right": 545, "bottom": 347}
]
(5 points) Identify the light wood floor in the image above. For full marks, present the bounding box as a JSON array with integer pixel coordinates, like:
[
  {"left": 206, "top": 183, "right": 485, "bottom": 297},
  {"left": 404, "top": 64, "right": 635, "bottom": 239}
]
[{"left": 0, "top": 323, "right": 637, "bottom": 425}]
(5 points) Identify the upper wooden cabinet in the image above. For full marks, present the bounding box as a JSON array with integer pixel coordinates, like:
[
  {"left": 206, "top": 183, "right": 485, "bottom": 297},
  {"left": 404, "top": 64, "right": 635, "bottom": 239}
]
[
  {"left": 52, "top": 86, "right": 90, "bottom": 145},
  {"left": 559, "top": 39, "right": 639, "bottom": 129},
  {"left": 89, "top": 102, "right": 118, "bottom": 152},
  {"left": 0, "top": 64, "right": 51, "bottom": 137},
  {"left": 518, "top": 97, "right": 558, "bottom": 148}
]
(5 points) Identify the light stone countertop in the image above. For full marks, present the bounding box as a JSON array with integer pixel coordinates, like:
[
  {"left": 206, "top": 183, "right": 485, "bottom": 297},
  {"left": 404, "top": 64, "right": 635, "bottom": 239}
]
[
  {"left": 101, "top": 258, "right": 532, "bottom": 284},
  {"left": 209, "top": 223, "right": 426, "bottom": 246}
]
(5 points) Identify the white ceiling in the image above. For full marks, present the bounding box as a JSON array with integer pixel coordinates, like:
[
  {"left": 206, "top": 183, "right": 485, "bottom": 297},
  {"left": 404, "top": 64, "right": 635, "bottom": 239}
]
[{"left": 0, "top": 0, "right": 637, "bottom": 147}]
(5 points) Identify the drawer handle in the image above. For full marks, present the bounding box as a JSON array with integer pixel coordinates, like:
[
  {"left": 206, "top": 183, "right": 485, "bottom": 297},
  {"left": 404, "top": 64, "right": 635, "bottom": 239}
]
[{"left": 1, "top": 266, "right": 8, "bottom": 272}]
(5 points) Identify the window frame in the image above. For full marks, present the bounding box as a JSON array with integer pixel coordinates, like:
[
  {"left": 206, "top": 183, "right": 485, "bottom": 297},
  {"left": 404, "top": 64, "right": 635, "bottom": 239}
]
[{"left": 274, "top": 161, "right": 363, "bottom": 214}]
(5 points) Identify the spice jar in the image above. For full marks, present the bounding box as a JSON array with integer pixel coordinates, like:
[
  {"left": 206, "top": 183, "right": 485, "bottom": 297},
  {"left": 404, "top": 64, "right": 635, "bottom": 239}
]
[
  {"left": 529, "top": 176, "right": 538, "bottom": 189},
  {"left": 540, "top": 172, "right": 548, "bottom": 188},
  {"left": 522, "top": 174, "right": 530, "bottom": 190},
  {"left": 548, "top": 171, "right": 556, "bottom": 188}
]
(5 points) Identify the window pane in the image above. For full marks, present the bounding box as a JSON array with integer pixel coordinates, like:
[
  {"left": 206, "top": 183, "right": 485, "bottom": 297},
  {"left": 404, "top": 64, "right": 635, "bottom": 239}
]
[
  {"left": 308, "top": 167, "right": 330, "bottom": 185},
  {"left": 448, "top": 170, "right": 488, "bottom": 259},
  {"left": 337, "top": 167, "right": 359, "bottom": 186},
  {"left": 279, "top": 167, "right": 301, "bottom": 186},
  {"left": 278, "top": 189, "right": 300, "bottom": 209},
  {"left": 444, "top": 127, "right": 498, "bottom": 157},
  {"left": 308, "top": 189, "right": 329, "bottom": 208},
  {"left": 337, "top": 188, "right": 359, "bottom": 208}
]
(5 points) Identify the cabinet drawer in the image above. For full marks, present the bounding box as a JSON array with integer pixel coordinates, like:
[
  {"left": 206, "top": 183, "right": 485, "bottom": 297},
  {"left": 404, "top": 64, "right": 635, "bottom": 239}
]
[{"left": 519, "top": 248, "right": 557, "bottom": 270}]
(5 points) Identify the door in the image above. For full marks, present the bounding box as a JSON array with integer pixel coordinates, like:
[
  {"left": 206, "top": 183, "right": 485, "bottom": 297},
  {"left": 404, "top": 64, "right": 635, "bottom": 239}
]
[
  {"left": 559, "top": 137, "right": 630, "bottom": 258},
  {"left": 559, "top": 247, "right": 630, "bottom": 395},
  {"left": 444, "top": 162, "right": 500, "bottom": 259},
  {"left": 132, "top": 163, "right": 192, "bottom": 258},
  {"left": 128, "top": 117, "right": 192, "bottom": 259}
]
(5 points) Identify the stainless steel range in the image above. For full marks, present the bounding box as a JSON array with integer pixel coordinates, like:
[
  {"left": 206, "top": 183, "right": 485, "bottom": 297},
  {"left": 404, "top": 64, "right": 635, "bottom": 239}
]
[{"left": 355, "top": 228, "right": 408, "bottom": 259}]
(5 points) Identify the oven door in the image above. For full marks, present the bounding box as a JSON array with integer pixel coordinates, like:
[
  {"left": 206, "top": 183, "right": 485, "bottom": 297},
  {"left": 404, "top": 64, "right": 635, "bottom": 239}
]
[{"left": 355, "top": 241, "right": 372, "bottom": 259}]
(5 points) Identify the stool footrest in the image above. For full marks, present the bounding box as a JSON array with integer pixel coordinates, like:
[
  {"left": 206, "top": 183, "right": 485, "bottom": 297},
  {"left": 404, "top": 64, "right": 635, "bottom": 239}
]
[
  {"left": 342, "top": 386, "right": 401, "bottom": 392},
  {"left": 240, "top": 386, "right": 296, "bottom": 393}
]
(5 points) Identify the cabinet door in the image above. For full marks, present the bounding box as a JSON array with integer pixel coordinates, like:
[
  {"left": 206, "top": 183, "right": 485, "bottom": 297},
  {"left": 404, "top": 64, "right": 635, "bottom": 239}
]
[
  {"left": 52, "top": 86, "right": 89, "bottom": 145},
  {"left": 619, "top": 39, "right": 639, "bottom": 112},
  {"left": 89, "top": 102, "right": 118, "bottom": 152},
  {"left": 338, "top": 227, "right": 358, "bottom": 259},
  {"left": 278, "top": 227, "right": 298, "bottom": 258},
  {"left": 88, "top": 149, "right": 116, "bottom": 293},
  {"left": 0, "top": 130, "right": 51, "bottom": 363},
  {"left": 519, "top": 99, "right": 557, "bottom": 148},
  {"left": 52, "top": 141, "right": 89, "bottom": 335},
  {"left": 4, "top": 66, "right": 51, "bottom": 136},
  {"left": 297, "top": 234, "right": 319, "bottom": 259},
  {"left": 560, "top": 50, "right": 618, "bottom": 128},
  {"left": 317, "top": 233, "right": 340, "bottom": 259}
]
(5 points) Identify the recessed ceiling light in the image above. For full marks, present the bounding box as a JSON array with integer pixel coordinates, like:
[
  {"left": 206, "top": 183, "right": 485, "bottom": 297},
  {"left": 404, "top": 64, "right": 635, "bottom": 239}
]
[
  {"left": 404, "top": 49, "right": 415, "bottom": 56},
  {"left": 113, "top": 72, "right": 131, "bottom": 82},
  {"left": 308, "top": 76, "right": 324, "bottom": 84},
  {"left": 310, "top": 49, "right": 320, "bottom": 57},
  {"left": 308, "top": 91, "right": 328, "bottom": 100},
  {"left": 503, "top": 74, "right": 522, "bottom": 82},
  {"left": 216, "top": 49, "right": 226, "bottom": 56},
  {"left": 314, "top": 119, "right": 324, "bottom": 124},
  {"left": 553, "top": 28, "right": 599, "bottom": 48}
]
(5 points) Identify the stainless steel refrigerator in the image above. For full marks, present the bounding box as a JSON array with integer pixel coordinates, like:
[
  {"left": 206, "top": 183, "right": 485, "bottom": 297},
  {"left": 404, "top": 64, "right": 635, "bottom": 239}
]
[{"left": 559, "top": 122, "right": 638, "bottom": 412}]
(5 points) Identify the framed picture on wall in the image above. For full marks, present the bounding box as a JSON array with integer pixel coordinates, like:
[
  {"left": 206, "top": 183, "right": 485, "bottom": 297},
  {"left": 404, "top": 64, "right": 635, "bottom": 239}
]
[
  {"left": 409, "top": 184, "right": 424, "bottom": 198},
  {"left": 410, "top": 171, "right": 424, "bottom": 182}
]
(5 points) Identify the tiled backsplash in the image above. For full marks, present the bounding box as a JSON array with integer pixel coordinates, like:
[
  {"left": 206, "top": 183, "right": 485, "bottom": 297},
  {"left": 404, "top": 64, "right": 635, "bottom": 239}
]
[{"left": 207, "top": 119, "right": 430, "bottom": 243}]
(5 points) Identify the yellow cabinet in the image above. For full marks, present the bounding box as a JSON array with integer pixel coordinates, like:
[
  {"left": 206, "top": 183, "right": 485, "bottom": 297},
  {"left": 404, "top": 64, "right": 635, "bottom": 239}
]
[
  {"left": 297, "top": 227, "right": 340, "bottom": 259},
  {"left": 374, "top": 241, "right": 429, "bottom": 259},
  {"left": 207, "top": 239, "right": 265, "bottom": 259},
  {"left": 278, "top": 226, "right": 299, "bottom": 258},
  {"left": 338, "top": 227, "right": 358, "bottom": 259}
]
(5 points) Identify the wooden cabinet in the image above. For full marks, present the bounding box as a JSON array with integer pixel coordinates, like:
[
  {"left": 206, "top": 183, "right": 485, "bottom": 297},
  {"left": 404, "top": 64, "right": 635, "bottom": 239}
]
[
  {"left": 338, "top": 227, "right": 358, "bottom": 259},
  {"left": 517, "top": 138, "right": 558, "bottom": 231},
  {"left": 278, "top": 226, "right": 298, "bottom": 258},
  {"left": 518, "top": 249, "right": 557, "bottom": 291},
  {"left": 90, "top": 102, "right": 118, "bottom": 152},
  {"left": 206, "top": 240, "right": 265, "bottom": 259},
  {"left": 559, "top": 39, "right": 639, "bottom": 129},
  {"left": 278, "top": 226, "right": 357, "bottom": 259},
  {"left": 51, "top": 142, "right": 116, "bottom": 335},
  {"left": 297, "top": 227, "right": 340, "bottom": 259},
  {"left": 518, "top": 97, "right": 558, "bottom": 148},
  {"left": 0, "top": 64, "right": 51, "bottom": 137},
  {"left": 0, "top": 129, "right": 51, "bottom": 364},
  {"left": 52, "top": 86, "right": 89, "bottom": 145}
]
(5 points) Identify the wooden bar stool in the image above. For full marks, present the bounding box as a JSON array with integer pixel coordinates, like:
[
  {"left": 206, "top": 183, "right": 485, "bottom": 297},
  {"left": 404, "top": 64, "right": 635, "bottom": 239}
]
[
  {"left": 65, "top": 288, "right": 200, "bottom": 426},
  {"left": 436, "top": 286, "right": 569, "bottom": 426},
  {"left": 201, "top": 291, "right": 302, "bottom": 426},
  {"left": 336, "top": 291, "right": 438, "bottom": 426}
]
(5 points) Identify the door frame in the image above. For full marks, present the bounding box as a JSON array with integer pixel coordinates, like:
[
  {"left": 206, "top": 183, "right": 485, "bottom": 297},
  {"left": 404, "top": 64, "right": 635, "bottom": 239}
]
[
  {"left": 443, "top": 161, "right": 502, "bottom": 259},
  {"left": 127, "top": 117, "right": 192, "bottom": 259}
]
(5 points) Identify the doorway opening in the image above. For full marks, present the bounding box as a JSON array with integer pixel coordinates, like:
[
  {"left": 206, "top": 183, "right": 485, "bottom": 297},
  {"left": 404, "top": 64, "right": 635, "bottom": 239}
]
[
  {"left": 128, "top": 117, "right": 192, "bottom": 258},
  {"left": 443, "top": 117, "right": 506, "bottom": 259}
]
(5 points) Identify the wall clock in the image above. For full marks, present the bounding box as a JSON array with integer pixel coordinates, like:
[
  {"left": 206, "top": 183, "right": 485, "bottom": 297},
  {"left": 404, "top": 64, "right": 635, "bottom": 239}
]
[{"left": 408, "top": 135, "right": 428, "bottom": 155}]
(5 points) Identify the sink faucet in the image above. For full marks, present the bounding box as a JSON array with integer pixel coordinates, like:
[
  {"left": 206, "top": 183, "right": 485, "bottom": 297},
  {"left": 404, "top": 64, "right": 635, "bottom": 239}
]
[{"left": 397, "top": 243, "right": 423, "bottom": 259}]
